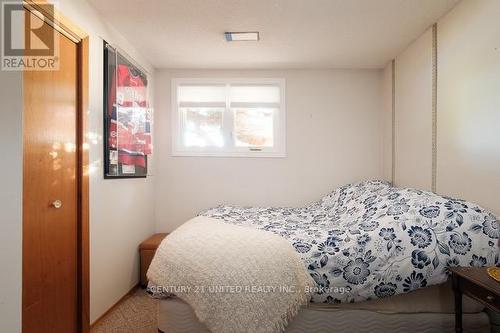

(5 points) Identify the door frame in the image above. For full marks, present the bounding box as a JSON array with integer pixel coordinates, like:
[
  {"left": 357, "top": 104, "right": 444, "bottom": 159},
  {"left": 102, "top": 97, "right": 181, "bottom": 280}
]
[{"left": 23, "top": 1, "right": 89, "bottom": 332}]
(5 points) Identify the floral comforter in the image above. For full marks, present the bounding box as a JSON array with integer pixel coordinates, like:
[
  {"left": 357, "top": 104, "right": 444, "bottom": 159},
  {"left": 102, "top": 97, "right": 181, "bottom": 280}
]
[{"left": 200, "top": 180, "right": 499, "bottom": 304}]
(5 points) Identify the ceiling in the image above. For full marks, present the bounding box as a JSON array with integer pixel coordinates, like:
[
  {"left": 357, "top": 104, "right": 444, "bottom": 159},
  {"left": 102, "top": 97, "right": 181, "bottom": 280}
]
[{"left": 88, "top": 0, "right": 460, "bottom": 69}]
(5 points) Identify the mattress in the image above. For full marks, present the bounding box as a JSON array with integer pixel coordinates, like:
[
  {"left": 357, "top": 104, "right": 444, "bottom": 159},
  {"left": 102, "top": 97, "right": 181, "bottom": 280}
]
[
  {"left": 158, "top": 296, "right": 490, "bottom": 333},
  {"left": 311, "top": 281, "right": 484, "bottom": 314}
]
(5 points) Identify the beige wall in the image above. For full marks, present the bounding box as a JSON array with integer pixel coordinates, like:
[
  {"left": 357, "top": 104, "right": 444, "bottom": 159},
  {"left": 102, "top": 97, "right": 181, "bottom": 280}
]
[
  {"left": 154, "top": 69, "right": 385, "bottom": 232},
  {"left": 394, "top": 28, "right": 433, "bottom": 191},
  {"left": 51, "top": 0, "right": 157, "bottom": 323},
  {"left": 388, "top": 0, "right": 500, "bottom": 216}
]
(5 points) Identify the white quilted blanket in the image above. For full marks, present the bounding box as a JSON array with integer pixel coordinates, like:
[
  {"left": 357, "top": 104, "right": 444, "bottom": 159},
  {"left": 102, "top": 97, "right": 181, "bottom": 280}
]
[{"left": 147, "top": 216, "right": 315, "bottom": 333}]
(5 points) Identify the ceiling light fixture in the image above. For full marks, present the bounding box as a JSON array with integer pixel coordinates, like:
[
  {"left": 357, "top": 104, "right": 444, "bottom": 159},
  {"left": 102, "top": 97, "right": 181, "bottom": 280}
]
[{"left": 224, "top": 31, "right": 259, "bottom": 42}]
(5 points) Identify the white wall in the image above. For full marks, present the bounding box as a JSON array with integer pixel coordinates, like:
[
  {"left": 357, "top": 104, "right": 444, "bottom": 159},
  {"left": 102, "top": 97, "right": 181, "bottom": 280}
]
[
  {"left": 0, "top": 2, "right": 23, "bottom": 330},
  {"left": 394, "top": 28, "right": 433, "bottom": 191},
  {"left": 52, "top": 0, "right": 157, "bottom": 322},
  {"left": 381, "top": 62, "right": 393, "bottom": 182},
  {"left": 154, "top": 69, "right": 384, "bottom": 232},
  {"left": 387, "top": 0, "right": 500, "bottom": 216},
  {"left": 0, "top": 0, "right": 157, "bottom": 326},
  {"left": 436, "top": 0, "right": 500, "bottom": 216},
  {"left": 0, "top": 77, "right": 23, "bottom": 331}
]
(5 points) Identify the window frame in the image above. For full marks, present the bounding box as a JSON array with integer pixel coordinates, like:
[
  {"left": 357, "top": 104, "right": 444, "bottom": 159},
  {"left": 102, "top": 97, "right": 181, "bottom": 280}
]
[{"left": 171, "top": 78, "right": 286, "bottom": 157}]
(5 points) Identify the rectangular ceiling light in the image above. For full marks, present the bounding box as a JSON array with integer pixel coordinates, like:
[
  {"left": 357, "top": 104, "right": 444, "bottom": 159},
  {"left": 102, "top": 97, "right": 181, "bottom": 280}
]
[{"left": 224, "top": 32, "right": 259, "bottom": 42}]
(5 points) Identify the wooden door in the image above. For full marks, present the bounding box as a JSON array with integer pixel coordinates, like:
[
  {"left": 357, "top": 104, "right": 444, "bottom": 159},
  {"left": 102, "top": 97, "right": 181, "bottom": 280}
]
[{"left": 23, "top": 9, "right": 78, "bottom": 333}]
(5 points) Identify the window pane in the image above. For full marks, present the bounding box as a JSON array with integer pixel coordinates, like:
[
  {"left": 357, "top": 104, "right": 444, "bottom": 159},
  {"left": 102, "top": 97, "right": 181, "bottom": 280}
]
[
  {"left": 230, "top": 85, "right": 280, "bottom": 103},
  {"left": 233, "top": 108, "right": 274, "bottom": 147},
  {"left": 181, "top": 108, "right": 224, "bottom": 147},
  {"left": 178, "top": 85, "right": 226, "bottom": 103}
]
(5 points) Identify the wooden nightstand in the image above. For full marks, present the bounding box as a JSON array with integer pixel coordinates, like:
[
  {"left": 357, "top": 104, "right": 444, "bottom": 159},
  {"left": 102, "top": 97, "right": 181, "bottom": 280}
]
[
  {"left": 139, "top": 233, "right": 168, "bottom": 288},
  {"left": 451, "top": 267, "right": 500, "bottom": 333}
]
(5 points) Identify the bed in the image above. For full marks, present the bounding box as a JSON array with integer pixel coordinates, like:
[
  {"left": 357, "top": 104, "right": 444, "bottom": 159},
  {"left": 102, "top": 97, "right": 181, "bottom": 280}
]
[
  {"left": 149, "top": 180, "right": 499, "bottom": 333},
  {"left": 157, "top": 286, "right": 490, "bottom": 332}
]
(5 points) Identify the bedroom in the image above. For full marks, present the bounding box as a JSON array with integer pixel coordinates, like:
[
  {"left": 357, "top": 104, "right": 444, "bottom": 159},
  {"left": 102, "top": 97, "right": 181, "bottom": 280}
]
[{"left": 0, "top": 0, "right": 499, "bottom": 332}]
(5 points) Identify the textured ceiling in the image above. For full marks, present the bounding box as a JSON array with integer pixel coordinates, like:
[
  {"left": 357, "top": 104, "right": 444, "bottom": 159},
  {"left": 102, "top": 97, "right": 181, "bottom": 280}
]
[{"left": 88, "top": 0, "right": 460, "bottom": 69}]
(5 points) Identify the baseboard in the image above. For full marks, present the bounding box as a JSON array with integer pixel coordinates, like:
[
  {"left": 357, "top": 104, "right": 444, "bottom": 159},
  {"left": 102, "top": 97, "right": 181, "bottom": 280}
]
[{"left": 90, "top": 283, "right": 140, "bottom": 329}]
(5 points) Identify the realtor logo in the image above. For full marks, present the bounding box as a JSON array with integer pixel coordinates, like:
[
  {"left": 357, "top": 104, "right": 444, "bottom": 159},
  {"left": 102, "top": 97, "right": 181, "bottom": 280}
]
[{"left": 1, "top": 1, "right": 59, "bottom": 70}]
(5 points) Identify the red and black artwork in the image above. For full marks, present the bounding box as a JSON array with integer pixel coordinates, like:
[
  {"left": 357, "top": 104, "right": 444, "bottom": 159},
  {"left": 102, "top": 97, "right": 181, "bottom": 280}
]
[{"left": 104, "top": 42, "right": 152, "bottom": 178}]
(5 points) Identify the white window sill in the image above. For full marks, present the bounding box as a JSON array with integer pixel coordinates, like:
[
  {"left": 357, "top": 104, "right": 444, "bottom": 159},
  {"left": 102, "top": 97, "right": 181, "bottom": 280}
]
[{"left": 171, "top": 150, "right": 287, "bottom": 158}]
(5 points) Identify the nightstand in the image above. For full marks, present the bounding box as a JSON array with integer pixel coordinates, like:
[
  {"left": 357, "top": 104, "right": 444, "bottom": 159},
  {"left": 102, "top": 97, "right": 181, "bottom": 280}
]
[
  {"left": 139, "top": 233, "right": 168, "bottom": 288},
  {"left": 451, "top": 267, "right": 500, "bottom": 333}
]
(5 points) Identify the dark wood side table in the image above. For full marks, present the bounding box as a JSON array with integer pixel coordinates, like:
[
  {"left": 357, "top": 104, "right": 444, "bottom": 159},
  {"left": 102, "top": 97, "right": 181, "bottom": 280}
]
[
  {"left": 450, "top": 267, "right": 500, "bottom": 333},
  {"left": 139, "top": 233, "right": 168, "bottom": 288}
]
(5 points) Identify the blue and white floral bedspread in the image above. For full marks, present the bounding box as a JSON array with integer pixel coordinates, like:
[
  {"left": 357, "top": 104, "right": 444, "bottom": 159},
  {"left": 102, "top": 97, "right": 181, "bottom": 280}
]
[{"left": 200, "top": 180, "right": 499, "bottom": 304}]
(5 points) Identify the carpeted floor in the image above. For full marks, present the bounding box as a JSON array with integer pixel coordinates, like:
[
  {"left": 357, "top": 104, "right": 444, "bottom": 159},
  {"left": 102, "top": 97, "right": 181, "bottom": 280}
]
[{"left": 91, "top": 289, "right": 158, "bottom": 333}]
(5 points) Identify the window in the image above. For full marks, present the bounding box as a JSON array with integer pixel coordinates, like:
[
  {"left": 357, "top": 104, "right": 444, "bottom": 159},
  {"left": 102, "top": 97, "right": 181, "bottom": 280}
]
[{"left": 172, "top": 78, "right": 286, "bottom": 157}]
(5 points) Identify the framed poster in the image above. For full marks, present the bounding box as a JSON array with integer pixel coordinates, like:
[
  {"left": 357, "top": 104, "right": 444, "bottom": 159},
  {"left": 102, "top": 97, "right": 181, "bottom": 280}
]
[{"left": 103, "top": 41, "right": 152, "bottom": 178}]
